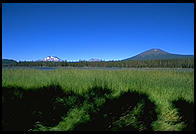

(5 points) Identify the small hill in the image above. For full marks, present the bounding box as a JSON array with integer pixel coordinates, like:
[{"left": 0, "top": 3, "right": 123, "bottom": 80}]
[
  {"left": 124, "top": 49, "right": 194, "bottom": 61},
  {"left": 2, "top": 59, "right": 17, "bottom": 66}
]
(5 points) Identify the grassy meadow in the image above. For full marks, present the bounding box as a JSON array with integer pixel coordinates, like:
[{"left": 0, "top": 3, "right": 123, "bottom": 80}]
[{"left": 2, "top": 68, "right": 194, "bottom": 131}]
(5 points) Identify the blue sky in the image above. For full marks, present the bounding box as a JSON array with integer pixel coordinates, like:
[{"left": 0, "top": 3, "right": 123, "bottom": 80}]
[{"left": 2, "top": 3, "right": 194, "bottom": 61}]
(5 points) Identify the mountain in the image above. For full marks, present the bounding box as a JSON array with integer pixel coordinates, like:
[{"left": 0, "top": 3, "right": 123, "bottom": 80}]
[
  {"left": 89, "top": 58, "right": 101, "bottom": 62},
  {"left": 124, "top": 49, "right": 194, "bottom": 61},
  {"left": 2, "top": 59, "right": 17, "bottom": 66},
  {"left": 43, "top": 56, "right": 62, "bottom": 62}
]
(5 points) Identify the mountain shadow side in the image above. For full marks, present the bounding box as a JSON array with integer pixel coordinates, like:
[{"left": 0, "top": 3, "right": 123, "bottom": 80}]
[
  {"left": 2, "top": 85, "right": 85, "bottom": 131},
  {"left": 74, "top": 91, "right": 158, "bottom": 131},
  {"left": 172, "top": 99, "right": 194, "bottom": 131}
]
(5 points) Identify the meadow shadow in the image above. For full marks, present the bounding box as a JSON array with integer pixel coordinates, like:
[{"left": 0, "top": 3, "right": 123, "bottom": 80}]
[
  {"left": 172, "top": 99, "right": 194, "bottom": 131},
  {"left": 74, "top": 90, "right": 157, "bottom": 131},
  {"left": 2, "top": 85, "right": 85, "bottom": 131},
  {"left": 2, "top": 86, "right": 158, "bottom": 131}
]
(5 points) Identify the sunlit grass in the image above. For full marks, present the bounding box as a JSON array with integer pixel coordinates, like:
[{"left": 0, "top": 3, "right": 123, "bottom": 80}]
[{"left": 2, "top": 68, "right": 194, "bottom": 131}]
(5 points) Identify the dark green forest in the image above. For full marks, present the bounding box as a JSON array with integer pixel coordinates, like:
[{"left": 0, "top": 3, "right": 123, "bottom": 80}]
[{"left": 2, "top": 58, "right": 194, "bottom": 68}]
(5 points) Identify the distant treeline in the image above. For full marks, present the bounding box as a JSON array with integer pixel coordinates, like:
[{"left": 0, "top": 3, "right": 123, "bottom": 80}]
[{"left": 3, "top": 58, "right": 194, "bottom": 68}]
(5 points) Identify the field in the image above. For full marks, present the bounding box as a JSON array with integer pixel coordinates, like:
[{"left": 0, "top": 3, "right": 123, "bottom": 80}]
[{"left": 2, "top": 68, "right": 194, "bottom": 131}]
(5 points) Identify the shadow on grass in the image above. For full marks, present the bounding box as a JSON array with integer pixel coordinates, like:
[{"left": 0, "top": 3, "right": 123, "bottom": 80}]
[
  {"left": 74, "top": 91, "right": 157, "bottom": 131},
  {"left": 2, "top": 86, "right": 158, "bottom": 131},
  {"left": 2, "top": 85, "right": 85, "bottom": 131},
  {"left": 172, "top": 99, "right": 194, "bottom": 131}
]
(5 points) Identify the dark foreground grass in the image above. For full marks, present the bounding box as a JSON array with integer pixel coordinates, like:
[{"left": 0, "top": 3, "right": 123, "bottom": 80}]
[
  {"left": 2, "top": 85, "right": 84, "bottom": 131},
  {"left": 2, "top": 84, "right": 194, "bottom": 131},
  {"left": 74, "top": 91, "right": 157, "bottom": 131},
  {"left": 172, "top": 99, "right": 194, "bottom": 131},
  {"left": 2, "top": 85, "right": 158, "bottom": 131}
]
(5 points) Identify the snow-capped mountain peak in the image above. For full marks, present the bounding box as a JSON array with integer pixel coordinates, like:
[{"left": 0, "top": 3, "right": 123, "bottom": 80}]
[
  {"left": 89, "top": 58, "right": 101, "bottom": 62},
  {"left": 43, "top": 56, "right": 62, "bottom": 62}
]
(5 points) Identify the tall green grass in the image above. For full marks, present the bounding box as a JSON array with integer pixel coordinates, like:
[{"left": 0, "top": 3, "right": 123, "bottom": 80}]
[{"left": 2, "top": 68, "right": 194, "bottom": 131}]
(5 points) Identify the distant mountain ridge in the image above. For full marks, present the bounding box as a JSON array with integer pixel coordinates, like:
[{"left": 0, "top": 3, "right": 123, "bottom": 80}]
[
  {"left": 2, "top": 49, "right": 194, "bottom": 64},
  {"left": 124, "top": 49, "right": 194, "bottom": 61}
]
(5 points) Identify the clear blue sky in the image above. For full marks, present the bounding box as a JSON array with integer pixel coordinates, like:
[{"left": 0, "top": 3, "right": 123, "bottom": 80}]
[{"left": 2, "top": 3, "right": 194, "bottom": 61}]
